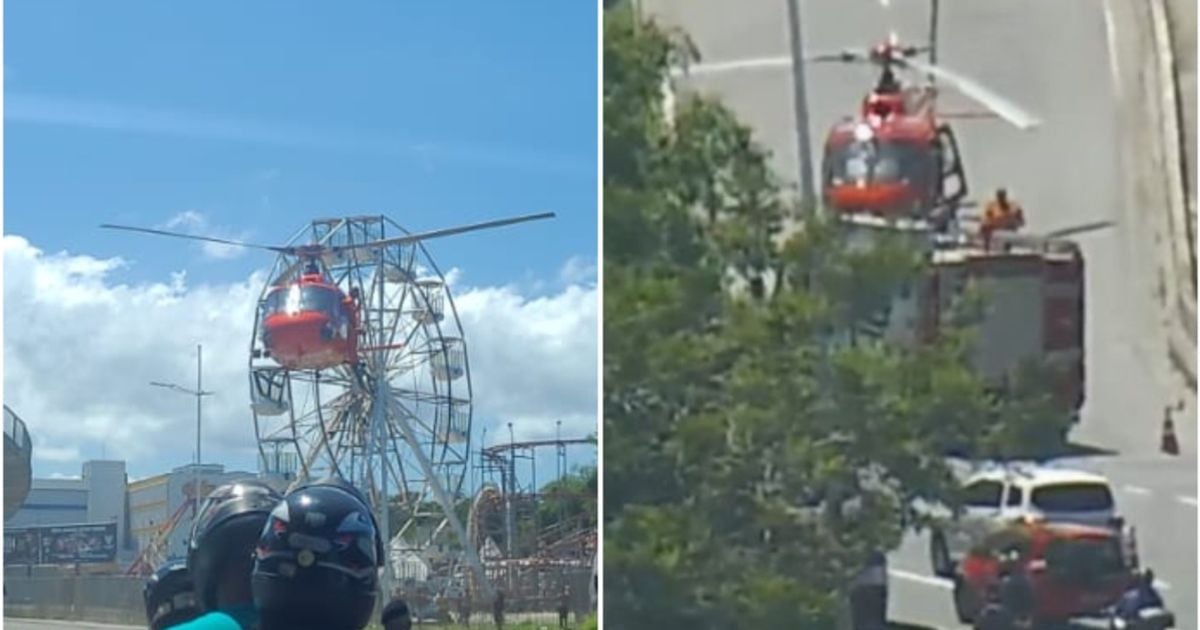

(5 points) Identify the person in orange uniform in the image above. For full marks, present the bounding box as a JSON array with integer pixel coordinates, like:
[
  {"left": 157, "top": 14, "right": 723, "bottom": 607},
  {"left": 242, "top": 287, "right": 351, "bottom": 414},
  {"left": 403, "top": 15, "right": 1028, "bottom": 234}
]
[{"left": 981, "top": 188, "right": 1026, "bottom": 250}]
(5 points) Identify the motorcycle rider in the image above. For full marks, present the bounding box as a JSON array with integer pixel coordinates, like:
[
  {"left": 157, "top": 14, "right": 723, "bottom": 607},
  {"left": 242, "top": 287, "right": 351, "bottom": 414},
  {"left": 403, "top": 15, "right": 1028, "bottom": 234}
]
[
  {"left": 167, "top": 479, "right": 283, "bottom": 630},
  {"left": 1114, "top": 568, "right": 1167, "bottom": 623},
  {"left": 381, "top": 597, "right": 413, "bottom": 630},
  {"left": 251, "top": 477, "right": 384, "bottom": 630},
  {"left": 144, "top": 560, "right": 202, "bottom": 630}
]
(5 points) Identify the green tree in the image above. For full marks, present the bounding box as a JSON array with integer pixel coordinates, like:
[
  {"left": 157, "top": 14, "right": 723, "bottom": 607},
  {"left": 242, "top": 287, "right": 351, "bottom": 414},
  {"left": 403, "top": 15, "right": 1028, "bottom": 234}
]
[
  {"left": 538, "top": 466, "right": 598, "bottom": 535},
  {"left": 603, "top": 4, "right": 1064, "bottom": 628}
]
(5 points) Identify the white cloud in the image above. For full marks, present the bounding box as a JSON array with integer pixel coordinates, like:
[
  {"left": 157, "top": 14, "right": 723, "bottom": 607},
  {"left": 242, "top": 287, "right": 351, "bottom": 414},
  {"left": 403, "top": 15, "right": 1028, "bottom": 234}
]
[
  {"left": 160, "top": 211, "right": 253, "bottom": 260},
  {"left": 454, "top": 278, "right": 598, "bottom": 443},
  {"left": 35, "top": 446, "right": 83, "bottom": 464},
  {"left": 3, "top": 236, "right": 597, "bottom": 478},
  {"left": 558, "top": 256, "right": 597, "bottom": 287}
]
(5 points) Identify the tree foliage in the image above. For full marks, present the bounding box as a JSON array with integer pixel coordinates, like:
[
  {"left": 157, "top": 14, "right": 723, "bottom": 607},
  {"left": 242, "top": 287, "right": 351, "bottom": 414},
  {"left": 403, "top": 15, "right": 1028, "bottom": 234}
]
[
  {"left": 538, "top": 466, "right": 598, "bottom": 533},
  {"left": 603, "top": 5, "right": 1066, "bottom": 628}
]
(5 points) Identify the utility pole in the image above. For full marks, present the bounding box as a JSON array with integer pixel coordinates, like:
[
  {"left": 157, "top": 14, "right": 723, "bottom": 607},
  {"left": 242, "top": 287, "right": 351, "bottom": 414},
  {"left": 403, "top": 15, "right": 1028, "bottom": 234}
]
[
  {"left": 929, "top": 0, "right": 940, "bottom": 67},
  {"left": 196, "top": 345, "right": 202, "bottom": 471},
  {"left": 786, "top": 0, "right": 817, "bottom": 214},
  {"left": 151, "top": 344, "right": 212, "bottom": 518}
]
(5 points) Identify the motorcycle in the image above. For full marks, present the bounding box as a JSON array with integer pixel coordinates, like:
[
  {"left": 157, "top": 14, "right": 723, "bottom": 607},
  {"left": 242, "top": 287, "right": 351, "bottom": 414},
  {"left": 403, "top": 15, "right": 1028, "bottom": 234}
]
[{"left": 1108, "top": 606, "right": 1175, "bottom": 630}]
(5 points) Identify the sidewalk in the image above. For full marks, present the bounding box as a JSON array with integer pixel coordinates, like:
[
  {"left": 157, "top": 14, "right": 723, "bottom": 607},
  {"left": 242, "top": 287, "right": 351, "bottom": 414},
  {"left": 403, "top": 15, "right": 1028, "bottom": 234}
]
[{"left": 1165, "top": 0, "right": 1196, "bottom": 287}]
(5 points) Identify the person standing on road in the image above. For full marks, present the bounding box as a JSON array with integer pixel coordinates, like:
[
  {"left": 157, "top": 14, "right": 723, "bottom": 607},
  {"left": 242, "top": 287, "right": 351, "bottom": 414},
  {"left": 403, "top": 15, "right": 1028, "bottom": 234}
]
[
  {"left": 557, "top": 587, "right": 571, "bottom": 628},
  {"left": 997, "top": 550, "right": 1035, "bottom": 626},
  {"left": 849, "top": 550, "right": 888, "bottom": 630},
  {"left": 458, "top": 587, "right": 472, "bottom": 626},
  {"left": 167, "top": 480, "right": 283, "bottom": 630},
  {"left": 251, "top": 478, "right": 384, "bottom": 630},
  {"left": 492, "top": 589, "right": 506, "bottom": 629}
]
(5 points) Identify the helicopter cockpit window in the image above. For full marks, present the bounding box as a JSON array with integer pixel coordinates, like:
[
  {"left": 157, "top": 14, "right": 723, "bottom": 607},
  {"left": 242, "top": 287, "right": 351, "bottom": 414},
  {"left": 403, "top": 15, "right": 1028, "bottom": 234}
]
[
  {"left": 264, "top": 285, "right": 342, "bottom": 317},
  {"left": 826, "top": 140, "right": 931, "bottom": 187}
]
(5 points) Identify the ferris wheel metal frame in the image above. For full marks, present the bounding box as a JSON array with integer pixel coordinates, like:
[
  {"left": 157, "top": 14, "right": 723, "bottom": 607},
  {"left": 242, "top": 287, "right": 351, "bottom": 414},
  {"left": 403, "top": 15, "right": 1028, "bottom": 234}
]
[{"left": 247, "top": 215, "right": 490, "bottom": 599}]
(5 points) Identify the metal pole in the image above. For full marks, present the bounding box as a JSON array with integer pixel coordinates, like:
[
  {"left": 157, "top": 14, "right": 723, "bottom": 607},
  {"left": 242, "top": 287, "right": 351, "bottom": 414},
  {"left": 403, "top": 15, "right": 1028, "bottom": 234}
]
[
  {"left": 375, "top": 252, "right": 393, "bottom": 601},
  {"left": 505, "top": 423, "right": 514, "bottom": 559},
  {"left": 785, "top": 0, "right": 817, "bottom": 213},
  {"left": 928, "top": 0, "right": 940, "bottom": 86},
  {"left": 386, "top": 395, "right": 493, "bottom": 600},
  {"left": 195, "top": 345, "right": 202, "bottom": 518},
  {"left": 375, "top": 370, "right": 393, "bottom": 600}
]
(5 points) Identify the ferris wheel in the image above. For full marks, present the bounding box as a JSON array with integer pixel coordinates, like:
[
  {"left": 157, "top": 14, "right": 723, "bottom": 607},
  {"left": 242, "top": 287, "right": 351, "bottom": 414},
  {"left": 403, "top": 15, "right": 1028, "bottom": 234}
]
[
  {"left": 246, "top": 214, "right": 517, "bottom": 594},
  {"left": 101, "top": 211, "right": 552, "bottom": 595}
]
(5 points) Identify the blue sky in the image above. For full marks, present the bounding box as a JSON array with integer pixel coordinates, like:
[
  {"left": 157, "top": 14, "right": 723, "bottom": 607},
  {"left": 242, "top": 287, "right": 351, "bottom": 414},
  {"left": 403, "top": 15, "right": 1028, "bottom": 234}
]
[
  {"left": 4, "top": 1, "right": 598, "bottom": 488},
  {"left": 6, "top": 1, "right": 596, "bottom": 288}
]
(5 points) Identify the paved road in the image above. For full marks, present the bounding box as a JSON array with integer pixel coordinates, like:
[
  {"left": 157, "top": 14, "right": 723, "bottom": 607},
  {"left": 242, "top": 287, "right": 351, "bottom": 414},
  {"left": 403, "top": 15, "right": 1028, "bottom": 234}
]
[
  {"left": 636, "top": 0, "right": 1196, "bottom": 627},
  {"left": 3, "top": 620, "right": 138, "bottom": 630}
]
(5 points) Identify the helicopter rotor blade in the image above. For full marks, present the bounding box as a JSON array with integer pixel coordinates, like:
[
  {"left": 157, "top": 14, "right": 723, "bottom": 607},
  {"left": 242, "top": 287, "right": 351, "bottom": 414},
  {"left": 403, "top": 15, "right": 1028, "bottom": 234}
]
[
  {"left": 99, "top": 224, "right": 285, "bottom": 252},
  {"left": 1043, "top": 220, "right": 1115, "bottom": 240},
  {"left": 328, "top": 211, "right": 557, "bottom": 255},
  {"left": 272, "top": 211, "right": 557, "bottom": 282},
  {"left": 901, "top": 57, "right": 1041, "bottom": 130},
  {"left": 806, "top": 50, "right": 868, "bottom": 63}
]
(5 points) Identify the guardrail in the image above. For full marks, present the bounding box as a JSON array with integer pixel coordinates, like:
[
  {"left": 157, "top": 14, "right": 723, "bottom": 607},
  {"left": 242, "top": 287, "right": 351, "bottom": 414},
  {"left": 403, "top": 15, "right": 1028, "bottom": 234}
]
[{"left": 1146, "top": 0, "right": 1197, "bottom": 389}]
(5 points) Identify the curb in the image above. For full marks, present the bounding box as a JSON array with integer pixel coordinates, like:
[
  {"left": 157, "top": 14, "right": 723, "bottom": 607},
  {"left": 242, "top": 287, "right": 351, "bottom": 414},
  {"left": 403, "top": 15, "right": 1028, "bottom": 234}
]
[{"left": 1148, "top": 0, "right": 1198, "bottom": 390}]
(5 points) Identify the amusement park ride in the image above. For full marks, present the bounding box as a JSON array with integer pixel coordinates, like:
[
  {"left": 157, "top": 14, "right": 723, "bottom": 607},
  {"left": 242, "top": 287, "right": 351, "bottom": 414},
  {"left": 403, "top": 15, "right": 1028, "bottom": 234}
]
[{"left": 103, "top": 211, "right": 554, "bottom": 595}]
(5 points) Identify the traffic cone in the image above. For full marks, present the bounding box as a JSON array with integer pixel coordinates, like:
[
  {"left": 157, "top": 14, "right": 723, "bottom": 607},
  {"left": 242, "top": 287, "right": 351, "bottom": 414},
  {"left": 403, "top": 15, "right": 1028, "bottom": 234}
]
[{"left": 1161, "top": 408, "right": 1180, "bottom": 456}]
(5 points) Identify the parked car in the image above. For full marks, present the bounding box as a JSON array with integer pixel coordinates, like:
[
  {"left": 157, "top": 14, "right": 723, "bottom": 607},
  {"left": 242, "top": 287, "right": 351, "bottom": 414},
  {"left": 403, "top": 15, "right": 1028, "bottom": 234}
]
[
  {"left": 952, "top": 521, "right": 1138, "bottom": 625},
  {"left": 927, "top": 464, "right": 1135, "bottom": 578}
]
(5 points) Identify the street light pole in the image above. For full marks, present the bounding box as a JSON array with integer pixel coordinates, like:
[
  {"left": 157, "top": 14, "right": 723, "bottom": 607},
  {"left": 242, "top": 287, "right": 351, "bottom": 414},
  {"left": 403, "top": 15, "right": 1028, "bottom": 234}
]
[
  {"left": 196, "top": 345, "right": 202, "bottom": 469},
  {"left": 151, "top": 344, "right": 213, "bottom": 518},
  {"left": 785, "top": 0, "right": 817, "bottom": 214}
]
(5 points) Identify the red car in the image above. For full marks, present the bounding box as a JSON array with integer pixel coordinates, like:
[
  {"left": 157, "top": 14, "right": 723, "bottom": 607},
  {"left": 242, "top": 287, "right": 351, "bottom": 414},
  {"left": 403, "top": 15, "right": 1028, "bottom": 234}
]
[{"left": 952, "top": 521, "right": 1136, "bottom": 624}]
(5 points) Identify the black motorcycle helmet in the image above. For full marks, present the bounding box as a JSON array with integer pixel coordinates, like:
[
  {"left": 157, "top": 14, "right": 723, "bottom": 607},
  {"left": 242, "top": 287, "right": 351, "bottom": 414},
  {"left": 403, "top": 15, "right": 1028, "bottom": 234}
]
[
  {"left": 187, "top": 479, "right": 284, "bottom": 610},
  {"left": 143, "top": 560, "right": 202, "bottom": 630},
  {"left": 253, "top": 477, "right": 384, "bottom": 630}
]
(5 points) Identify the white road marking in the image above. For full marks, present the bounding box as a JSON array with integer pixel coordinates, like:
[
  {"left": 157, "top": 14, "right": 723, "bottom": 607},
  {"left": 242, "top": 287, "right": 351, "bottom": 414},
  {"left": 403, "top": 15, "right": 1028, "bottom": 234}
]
[
  {"left": 888, "top": 568, "right": 953, "bottom": 590},
  {"left": 1099, "top": 0, "right": 1124, "bottom": 98},
  {"left": 1177, "top": 495, "right": 1197, "bottom": 507},
  {"left": 1123, "top": 484, "right": 1151, "bottom": 495},
  {"left": 1155, "top": 579, "right": 1173, "bottom": 591}
]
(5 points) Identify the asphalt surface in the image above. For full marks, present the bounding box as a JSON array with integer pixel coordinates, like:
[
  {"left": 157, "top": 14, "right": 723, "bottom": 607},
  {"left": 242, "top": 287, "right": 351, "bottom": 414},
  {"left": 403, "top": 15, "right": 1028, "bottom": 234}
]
[
  {"left": 3, "top": 620, "right": 138, "bottom": 630},
  {"left": 635, "top": 0, "right": 1197, "bottom": 627}
]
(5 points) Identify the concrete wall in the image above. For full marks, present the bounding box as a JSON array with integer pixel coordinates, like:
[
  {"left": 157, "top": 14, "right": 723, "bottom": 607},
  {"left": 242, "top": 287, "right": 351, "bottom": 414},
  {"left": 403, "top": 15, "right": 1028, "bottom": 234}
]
[{"left": 4, "top": 574, "right": 144, "bottom": 626}]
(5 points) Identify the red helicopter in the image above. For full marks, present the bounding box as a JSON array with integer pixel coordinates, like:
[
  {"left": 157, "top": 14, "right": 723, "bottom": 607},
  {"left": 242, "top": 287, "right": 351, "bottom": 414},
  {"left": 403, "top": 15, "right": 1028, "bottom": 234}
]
[
  {"left": 101, "top": 212, "right": 554, "bottom": 372},
  {"left": 811, "top": 30, "right": 1041, "bottom": 227}
]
